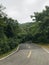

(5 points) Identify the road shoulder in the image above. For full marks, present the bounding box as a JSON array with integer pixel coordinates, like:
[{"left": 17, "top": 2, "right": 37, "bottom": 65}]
[
  {"left": 38, "top": 44, "right": 49, "bottom": 53},
  {"left": 0, "top": 45, "right": 19, "bottom": 60}
]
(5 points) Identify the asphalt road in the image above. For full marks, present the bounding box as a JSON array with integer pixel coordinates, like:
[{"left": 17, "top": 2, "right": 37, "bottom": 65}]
[{"left": 0, "top": 43, "right": 49, "bottom": 65}]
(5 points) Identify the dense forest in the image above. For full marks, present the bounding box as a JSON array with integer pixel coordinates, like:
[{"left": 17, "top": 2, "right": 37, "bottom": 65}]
[{"left": 0, "top": 4, "right": 49, "bottom": 54}]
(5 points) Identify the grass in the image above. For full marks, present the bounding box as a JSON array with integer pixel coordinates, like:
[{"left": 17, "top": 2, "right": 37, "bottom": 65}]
[
  {"left": 38, "top": 43, "right": 49, "bottom": 50},
  {"left": 0, "top": 46, "right": 18, "bottom": 59}
]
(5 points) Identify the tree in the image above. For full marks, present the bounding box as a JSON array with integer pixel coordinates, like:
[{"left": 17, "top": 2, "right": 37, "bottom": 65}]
[{"left": 30, "top": 6, "right": 49, "bottom": 43}]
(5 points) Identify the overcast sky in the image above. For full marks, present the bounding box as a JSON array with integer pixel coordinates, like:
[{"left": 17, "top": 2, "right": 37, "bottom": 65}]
[{"left": 0, "top": 0, "right": 49, "bottom": 23}]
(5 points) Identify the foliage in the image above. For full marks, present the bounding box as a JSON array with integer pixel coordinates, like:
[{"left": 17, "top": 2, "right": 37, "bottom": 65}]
[
  {"left": 30, "top": 6, "right": 49, "bottom": 43},
  {"left": 0, "top": 5, "right": 20, "bottom": 54}
]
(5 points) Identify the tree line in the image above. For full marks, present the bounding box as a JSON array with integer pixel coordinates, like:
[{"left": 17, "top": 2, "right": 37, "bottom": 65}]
[
  {"left": 20, "top": 6, "right": 49, "bottom": 43},
  {"left": 0, "top": 5, "right": 21, "bottom": 54}
]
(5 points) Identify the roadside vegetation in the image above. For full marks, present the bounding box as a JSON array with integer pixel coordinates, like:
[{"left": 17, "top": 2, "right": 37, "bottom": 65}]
[
  {"left": 0, "top": 5, "right": 20, "bottom": 55},
  {"left": 0, "top": 4, "right": 49, "bottom": 55}
]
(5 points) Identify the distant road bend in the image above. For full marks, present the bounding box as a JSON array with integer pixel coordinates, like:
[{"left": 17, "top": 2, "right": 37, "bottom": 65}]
[{"left": 0, "top": 43, "right": 49, "bottom": 65}]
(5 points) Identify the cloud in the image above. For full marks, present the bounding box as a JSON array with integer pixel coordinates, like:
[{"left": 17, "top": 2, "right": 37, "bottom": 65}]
[{"left": 0, "top": 0, "right": 49, "bottom": 23}]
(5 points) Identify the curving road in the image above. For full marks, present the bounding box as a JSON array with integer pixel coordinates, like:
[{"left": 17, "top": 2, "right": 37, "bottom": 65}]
[{"left": 0, "top": 43, "right": 49, "bottom": 65}]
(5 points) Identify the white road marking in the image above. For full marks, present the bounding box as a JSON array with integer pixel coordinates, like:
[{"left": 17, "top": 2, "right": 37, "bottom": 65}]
[
  {"left": 0, "top": 46, "right": 19, "bottom": 61},
  {"left": 28, "top": 46, "right": 30, "bottom": 48},
  {"left": 27, "top": 50, "right": 32, "bottom": 58},
  {"left": 26, "top": 44, "right": 30, "bottom": 48},
  {"left": 42, "top": 47, "right": 49, "bottom": 53}
]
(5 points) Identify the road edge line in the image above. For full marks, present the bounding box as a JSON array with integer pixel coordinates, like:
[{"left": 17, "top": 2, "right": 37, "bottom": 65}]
[
  {"left": 42, "top": 47, "right": 49, "bottom": 53},
  {"left": 0, "top": 45, "right": 19, "bottom": 61}
]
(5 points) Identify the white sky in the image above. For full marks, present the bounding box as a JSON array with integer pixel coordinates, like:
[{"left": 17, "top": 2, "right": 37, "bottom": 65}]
[{"left": 0, "top": 0, "right": 49, "bottom": 23}]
